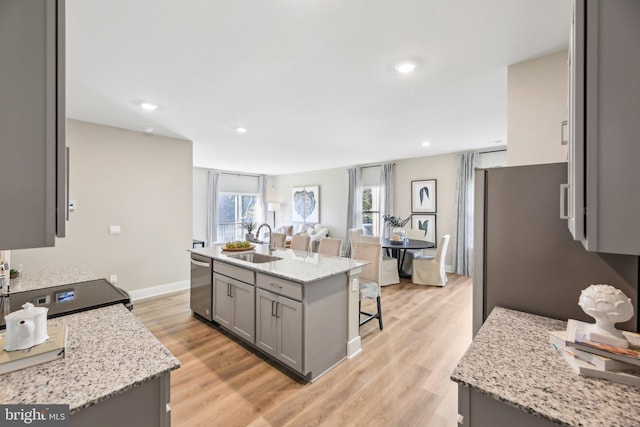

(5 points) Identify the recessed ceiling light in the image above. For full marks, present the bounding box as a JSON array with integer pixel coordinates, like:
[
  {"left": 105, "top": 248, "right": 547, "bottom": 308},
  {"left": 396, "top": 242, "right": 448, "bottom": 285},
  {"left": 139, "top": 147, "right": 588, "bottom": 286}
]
[
  {"left": 140, "top": 102, "right": 158, "bottom": 111},
  {"left": 236, "top": 126, "right": 248, "bottom": 134},
  {"left": 143, "top": 127, "right": 154, "bottom": 133},
  {"left": 395, "top": 61, "right": 417, "bottom": 74},
  {"left": 421, "top": 140, "right": 432, "bottom": 147}
]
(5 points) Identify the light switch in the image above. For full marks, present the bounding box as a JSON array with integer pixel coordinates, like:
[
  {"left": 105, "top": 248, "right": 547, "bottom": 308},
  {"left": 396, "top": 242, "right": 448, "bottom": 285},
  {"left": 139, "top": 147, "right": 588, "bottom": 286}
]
[{"left": 109, "top": 225, "right": 121, "bottom": 235}]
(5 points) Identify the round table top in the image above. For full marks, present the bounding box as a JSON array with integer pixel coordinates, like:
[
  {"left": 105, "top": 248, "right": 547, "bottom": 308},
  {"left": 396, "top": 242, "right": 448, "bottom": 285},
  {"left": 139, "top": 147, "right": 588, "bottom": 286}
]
[{"left": 380, "top": 238, "right": 435, "bottom": 249}]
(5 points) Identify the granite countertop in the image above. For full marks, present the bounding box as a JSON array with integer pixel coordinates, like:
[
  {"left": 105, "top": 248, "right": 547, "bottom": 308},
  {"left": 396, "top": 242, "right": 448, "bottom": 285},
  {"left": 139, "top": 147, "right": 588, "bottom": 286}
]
[
  {"left": 451, "top": 307, "right": 640, "bottom": 427},
  {"left": 0, "top": 304, "right": 180, "bottom": 414},
  {"left": 190, "top": 244, "right": 367, "bottom": 284},
  {"left": 8, "top": 265, "right": 97, "bottom": 294}
]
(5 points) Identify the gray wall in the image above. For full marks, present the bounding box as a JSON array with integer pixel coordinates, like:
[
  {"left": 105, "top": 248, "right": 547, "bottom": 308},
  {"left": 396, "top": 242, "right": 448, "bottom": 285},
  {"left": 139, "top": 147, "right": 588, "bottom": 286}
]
[{"left": 12, "top": 120, "right": 193, "bottom": 294}]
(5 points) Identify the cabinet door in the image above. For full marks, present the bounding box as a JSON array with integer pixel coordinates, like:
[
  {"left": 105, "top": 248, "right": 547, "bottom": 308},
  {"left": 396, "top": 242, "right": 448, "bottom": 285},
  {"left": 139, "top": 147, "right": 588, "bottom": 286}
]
[
  {"left": 212, "top": 274, "right": 232, "bottom": 328},
  {"left": 0, "top": 0, "right": 65, "bottom": 249},
  {"left": 231, "top": 280, "right": 255, "bottom": 343},
  {"left": 276, "top": 297, "right": 303, "bottom": 372},
  {"left": 255, "top": 289, "right": 277, "bottom": 357}
]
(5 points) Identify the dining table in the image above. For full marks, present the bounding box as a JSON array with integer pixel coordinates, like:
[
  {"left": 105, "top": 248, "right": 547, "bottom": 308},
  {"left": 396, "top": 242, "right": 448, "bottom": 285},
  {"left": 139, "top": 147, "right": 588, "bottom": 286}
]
[{"left": 380, "top": 238, "right": 435, "bottom": 277}]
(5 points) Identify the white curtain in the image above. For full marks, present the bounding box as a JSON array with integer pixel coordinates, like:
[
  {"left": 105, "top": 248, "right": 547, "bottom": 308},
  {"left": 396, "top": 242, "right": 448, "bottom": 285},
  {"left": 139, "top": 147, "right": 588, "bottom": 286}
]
[
  {"left": 345, "top": 167, "right": 362, "bottom": 257},
  {"left": 379, "top": 163, "right": 395, "bottom": 238},
  {"left": 453, "top": 152, "right": 478, "bottom": 276},
  {"left": 207, "top": 170, "right": 221, "bottom": 246}
]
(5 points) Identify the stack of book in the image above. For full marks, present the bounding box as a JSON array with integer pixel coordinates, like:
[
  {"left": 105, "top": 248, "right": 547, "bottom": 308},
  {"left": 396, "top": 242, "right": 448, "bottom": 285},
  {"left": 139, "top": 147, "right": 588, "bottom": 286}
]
[
  {"left": 0, "top": 325, "right": 68, "bottom": 374},
  {"left": 549, "top": 320, "right": 640, "bottom": 386}
]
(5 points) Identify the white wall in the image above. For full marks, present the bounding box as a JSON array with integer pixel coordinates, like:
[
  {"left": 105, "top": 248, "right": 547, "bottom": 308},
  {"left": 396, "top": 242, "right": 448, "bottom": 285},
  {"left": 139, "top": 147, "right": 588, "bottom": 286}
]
[
  {"left": 394, "top": 153, "right": 457, "bottom": 266},
  {"left": 12, "top": 120, "right": 193, "bottom": 294},
  {"left": 267, "top": 168, "right": 348, "bottom": 243},
  {"left": 507, "top": 50, "right": 568, "bottom": 166}
]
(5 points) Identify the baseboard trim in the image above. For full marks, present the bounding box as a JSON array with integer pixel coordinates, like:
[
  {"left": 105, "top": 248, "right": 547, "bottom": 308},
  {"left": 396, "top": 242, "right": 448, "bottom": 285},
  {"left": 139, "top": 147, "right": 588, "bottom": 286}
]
[{"left": 128, "top": 280, "right": 190, "bottom": 301}]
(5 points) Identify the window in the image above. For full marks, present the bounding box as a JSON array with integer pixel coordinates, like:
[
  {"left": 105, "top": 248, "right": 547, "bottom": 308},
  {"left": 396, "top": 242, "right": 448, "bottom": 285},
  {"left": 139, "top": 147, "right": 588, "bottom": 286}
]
[
  {"left": 361, "top": 186, "right": 380, "bottom": 236},
  {"left": 218, "top": 192, "right": 258, "bottom": 242}
]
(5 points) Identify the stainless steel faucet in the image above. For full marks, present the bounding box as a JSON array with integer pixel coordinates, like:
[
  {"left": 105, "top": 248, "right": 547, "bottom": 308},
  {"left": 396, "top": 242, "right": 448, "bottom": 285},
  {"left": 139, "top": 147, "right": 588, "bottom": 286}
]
[{"left": 254, "top": 223, "right": 274, "bottom": 251}]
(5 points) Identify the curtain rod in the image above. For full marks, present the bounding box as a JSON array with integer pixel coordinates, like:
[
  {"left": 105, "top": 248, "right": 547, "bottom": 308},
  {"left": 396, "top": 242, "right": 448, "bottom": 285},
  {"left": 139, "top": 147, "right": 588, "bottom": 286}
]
[
  {"left": 349, "top": 162, "right": 396, "bottom": 170},
  {"left": 198, "top": 167, "right": 263, "bottom": 178}
]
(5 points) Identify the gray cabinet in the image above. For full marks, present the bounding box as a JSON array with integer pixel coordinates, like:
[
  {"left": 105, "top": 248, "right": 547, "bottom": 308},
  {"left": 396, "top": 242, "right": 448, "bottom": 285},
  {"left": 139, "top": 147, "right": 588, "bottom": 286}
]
[
  {"left": 213, "top": 272, "right": 255, "bottom": 343},
  {"left": 565, "top": 0, "right": 640, "bottom": 255},
  {"left": 255, "top": 288, "right": 303, "bottom": 372},
  {"left": 0, "top": 0, "right": 67, "bottom": 250}
]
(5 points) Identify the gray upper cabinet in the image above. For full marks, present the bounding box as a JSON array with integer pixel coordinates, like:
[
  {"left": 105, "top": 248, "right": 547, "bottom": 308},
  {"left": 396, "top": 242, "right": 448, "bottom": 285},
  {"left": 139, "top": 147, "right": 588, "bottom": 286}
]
[
  {"left": 0, "top": 0, "right": 66, "bottom": 250},
  {"left": 565, "top": 0, "right": 640, "bottom": 255}
]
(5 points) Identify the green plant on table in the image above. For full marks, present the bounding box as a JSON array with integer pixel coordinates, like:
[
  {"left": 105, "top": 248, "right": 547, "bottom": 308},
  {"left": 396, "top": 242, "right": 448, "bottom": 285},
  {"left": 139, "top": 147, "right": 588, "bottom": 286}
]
[
  {"left": 383, "top": 215, "right": 410, "bottom": 228},
  {"left": 241, "top": 221, "right": 258, "bottom": 233}
]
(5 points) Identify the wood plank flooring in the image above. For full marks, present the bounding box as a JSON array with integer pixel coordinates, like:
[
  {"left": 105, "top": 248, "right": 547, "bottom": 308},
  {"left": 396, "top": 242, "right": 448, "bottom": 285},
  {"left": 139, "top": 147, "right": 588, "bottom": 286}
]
[{"left": 133, "top": 274, "right": 472, "bottom": 427}]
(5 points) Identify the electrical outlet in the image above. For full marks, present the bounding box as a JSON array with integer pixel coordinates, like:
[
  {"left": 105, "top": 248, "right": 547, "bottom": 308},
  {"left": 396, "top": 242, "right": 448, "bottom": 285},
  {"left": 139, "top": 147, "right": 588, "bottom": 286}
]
[{"left": 109, "top": 274, "right": 117, "bottom": 284}]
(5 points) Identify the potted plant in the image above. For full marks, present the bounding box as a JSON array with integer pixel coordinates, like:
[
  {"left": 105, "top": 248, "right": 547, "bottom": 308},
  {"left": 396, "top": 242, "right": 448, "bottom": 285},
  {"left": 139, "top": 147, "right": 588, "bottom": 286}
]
[
  {"left": 9, "top": 268, "right": 19, "bottom": 279},
  {"left": 383, "top": 215, "right": 410, "bottom": 241},
  {"left": 242, "top": 221, "right": 258, "bottom": 242}
]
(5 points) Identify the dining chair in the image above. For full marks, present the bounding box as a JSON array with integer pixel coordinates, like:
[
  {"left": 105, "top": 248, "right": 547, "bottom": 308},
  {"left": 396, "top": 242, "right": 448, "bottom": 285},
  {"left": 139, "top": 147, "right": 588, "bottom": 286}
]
[
  {"left": 270, "top": 232, "right": 287, "bottom": 249},
  {"left": 360, "top": 235, "right": 400, "bottom": 286},
  {"left": 412, "top": 234, "right": 450, "bottom": 287},
  {"left": 290, "top": 234, "right": 310, "bottom": 251},
  {"left": 318, "top": 237, "right": 342, "bottom": 257},
  {"left": 348, "top": 228, "right": 364, "bottom": 257},
  {"left": 353, "top": 241, "right": 383, "bottom": 330},
  {"left": 401, "top": 228, "right": 429, "bottom": 275}
]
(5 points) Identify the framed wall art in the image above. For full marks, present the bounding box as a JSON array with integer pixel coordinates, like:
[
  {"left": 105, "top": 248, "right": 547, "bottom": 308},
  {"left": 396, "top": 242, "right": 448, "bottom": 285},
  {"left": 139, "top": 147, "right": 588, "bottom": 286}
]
[
  {"left": 411, "top": 214, "right": 436, "bottom": 244},
  {"left": 411, "top": 179, "right": 437, "bottom": 213},
  {"left": 291, "top": 186, "right": 319, "bottom": 223}
]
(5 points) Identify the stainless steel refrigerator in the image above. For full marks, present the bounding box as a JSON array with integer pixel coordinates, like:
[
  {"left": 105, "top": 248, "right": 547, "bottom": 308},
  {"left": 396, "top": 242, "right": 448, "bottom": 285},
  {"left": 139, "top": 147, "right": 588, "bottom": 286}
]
[{"left": 473, "top": 163, "right": 639, "bottom": 334}]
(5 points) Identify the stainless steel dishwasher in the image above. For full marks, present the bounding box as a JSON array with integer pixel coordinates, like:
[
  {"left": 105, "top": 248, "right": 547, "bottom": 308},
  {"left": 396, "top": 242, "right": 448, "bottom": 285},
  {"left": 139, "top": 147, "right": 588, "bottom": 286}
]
[{"left": 190, "top": 253, "right": 212, "bottom": 321}]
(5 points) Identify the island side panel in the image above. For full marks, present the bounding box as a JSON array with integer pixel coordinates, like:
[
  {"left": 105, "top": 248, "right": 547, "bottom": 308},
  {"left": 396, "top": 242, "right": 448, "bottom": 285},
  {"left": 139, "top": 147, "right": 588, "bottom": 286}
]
[
  {"left": 304, "top": 273, "right": 349, "bottom": 380},
  {"left": 347, "top": 268, "right": 362, "bottom": 358}
]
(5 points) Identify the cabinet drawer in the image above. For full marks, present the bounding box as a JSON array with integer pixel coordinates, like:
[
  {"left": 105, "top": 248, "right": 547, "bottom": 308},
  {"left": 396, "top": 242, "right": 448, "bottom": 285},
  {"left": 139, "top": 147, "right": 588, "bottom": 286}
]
[
  {"left": 214, "top": 261, "right": 255, "bottom": 284},
  {"left": 256, "top": 273, "right": 302, "bottom": 301}
]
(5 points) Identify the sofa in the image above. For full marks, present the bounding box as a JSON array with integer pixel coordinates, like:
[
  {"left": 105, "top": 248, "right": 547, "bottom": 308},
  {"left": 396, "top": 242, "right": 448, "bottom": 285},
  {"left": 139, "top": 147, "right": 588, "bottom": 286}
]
[{"left": 274, "top": 223, "right": 329, "bottom": 251}]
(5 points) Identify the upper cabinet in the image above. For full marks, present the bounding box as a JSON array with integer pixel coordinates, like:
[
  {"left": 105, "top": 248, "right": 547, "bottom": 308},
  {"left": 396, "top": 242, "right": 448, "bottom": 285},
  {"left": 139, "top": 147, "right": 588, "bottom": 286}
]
[
  {"left": 564, "top": 0, "right": 640, "bottom": 255},
  {"left": 0, "top": 0, "right": 66, "bottom": 250}
]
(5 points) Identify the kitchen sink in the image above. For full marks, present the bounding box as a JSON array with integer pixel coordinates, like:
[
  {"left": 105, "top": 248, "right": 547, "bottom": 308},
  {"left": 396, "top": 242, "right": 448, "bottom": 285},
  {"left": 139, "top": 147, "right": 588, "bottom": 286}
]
[{"left": 227, "top": 253, "right": 283, "bottom": 263}]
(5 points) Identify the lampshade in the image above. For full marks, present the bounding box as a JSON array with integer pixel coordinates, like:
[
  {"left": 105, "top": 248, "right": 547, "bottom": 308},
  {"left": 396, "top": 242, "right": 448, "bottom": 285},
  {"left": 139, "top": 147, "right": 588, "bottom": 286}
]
[{"left": 267, "top": 202, "right": 281, "bottom": 212}]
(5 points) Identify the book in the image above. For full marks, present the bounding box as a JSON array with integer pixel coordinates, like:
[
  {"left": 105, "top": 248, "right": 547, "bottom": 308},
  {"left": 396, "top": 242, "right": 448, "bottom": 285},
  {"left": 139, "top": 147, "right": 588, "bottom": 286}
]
[
  {"left": 549, "top": 330, "right": 634, "bottom": 371},
  {"left": 561, "top": 350, "right": 640, "bottom": 387},
  {"left": 0, "top": 325, "right": 67, "bottom": 375},
  {"left": 565, "top": 319, "right": 640, "bottom": 367}
]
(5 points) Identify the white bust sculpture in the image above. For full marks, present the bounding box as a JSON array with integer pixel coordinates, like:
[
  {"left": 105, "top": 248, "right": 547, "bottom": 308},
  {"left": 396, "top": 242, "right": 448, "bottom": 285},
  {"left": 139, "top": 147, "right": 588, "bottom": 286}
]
[{"left": 578, "top": 284, "right": 634, "bottom": 348}]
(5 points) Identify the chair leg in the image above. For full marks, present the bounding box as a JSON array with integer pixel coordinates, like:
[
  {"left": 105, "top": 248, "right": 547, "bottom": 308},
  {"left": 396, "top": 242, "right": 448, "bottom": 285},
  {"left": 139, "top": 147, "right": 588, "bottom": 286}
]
[{"left": 376, "top": 296, "right": 383, "bottom": 330}]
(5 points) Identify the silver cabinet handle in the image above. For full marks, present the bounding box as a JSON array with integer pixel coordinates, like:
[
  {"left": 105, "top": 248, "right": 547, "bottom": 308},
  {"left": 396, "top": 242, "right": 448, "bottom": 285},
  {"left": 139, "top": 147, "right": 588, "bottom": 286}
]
[
  {"left": 190, "top": 259, "right": 210, "bottom": 268},
  {"left": 275, "top": 301, "right": 280, "bottom": 318},
  {"left": 229, "top": 284, "right": 233, "bottom": 298},
  {"left": 560, "top": 184, "right": 570, "bottom": 219},
  {"left": 271, "top": 300, "right": 276, "bottom": 317}
]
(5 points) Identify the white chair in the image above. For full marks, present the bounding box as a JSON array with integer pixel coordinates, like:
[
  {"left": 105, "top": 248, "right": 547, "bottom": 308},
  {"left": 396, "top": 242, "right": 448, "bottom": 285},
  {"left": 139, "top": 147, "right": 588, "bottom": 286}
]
[
  {"left": 353, "top": 241, "right": 383, "bottom": 330},
  {"left": 270, "top": 232, "right": 287, "bottom": 249},
  {"left": 412, "top": 234, "right": 450, "bottom": 287},
  {"left": 401, "top": 228, "right": 429, "bottom": 276},
  {"left": 348, "top": 228, "right": 364, "bottom": 257},
  {"left": 360, "top": 235, "right": 400, "bottom": 286},
  {"left": 305, "top": 224, "right": 329, "bottom": 252},
  {"left": 290, "top": 234, "right": 311, "bottom": 251},
  {"left": 318, "top": 237, "right": 342, "bottom": 257}
]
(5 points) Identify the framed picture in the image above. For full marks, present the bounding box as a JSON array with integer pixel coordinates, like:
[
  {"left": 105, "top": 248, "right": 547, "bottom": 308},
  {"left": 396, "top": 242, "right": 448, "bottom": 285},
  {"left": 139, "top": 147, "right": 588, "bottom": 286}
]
[
  {"left": 411, "top": 179, "right": 437, "bottom": 213},
  {"left": 411, "top": 214, "right": 436, "bottom": 244},
  {"left": 291, "top": 186, "right": 319, "bottom": 223}
]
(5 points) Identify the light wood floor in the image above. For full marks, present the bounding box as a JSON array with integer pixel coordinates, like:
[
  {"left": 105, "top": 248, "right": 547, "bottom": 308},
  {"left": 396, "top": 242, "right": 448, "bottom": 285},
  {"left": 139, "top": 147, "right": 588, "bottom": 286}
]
[{"left": 133, "top": 274, "right": 472, "bottom": 427}]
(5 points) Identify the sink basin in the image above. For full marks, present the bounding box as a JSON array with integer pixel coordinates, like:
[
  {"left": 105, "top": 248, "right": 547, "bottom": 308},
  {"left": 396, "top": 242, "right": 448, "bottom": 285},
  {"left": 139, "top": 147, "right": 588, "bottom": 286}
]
[{"left": 227, "top": 253, "right": 283, "bottom": 264}]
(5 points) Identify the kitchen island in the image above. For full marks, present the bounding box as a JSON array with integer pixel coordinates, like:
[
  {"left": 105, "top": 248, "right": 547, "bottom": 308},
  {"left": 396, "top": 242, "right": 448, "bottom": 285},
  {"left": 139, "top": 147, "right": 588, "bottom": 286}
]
[
  {"left": 189, "top": 244, "right": 368, "bottom": 381},
  {"left": 451, "top": 307, "right": 640, "bottom": 426},
  {"left": 0, "top": 304, "right": 180, "bottom": 426}
]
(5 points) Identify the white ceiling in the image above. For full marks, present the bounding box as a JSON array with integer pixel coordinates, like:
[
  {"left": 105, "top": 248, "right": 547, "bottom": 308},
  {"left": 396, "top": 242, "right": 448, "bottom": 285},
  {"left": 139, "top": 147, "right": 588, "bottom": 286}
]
[{"left": 66, "top": 0, "right": 571, "bottom": 175}]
